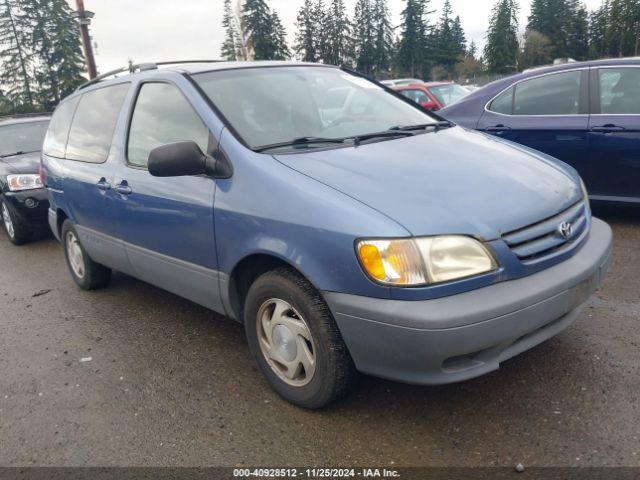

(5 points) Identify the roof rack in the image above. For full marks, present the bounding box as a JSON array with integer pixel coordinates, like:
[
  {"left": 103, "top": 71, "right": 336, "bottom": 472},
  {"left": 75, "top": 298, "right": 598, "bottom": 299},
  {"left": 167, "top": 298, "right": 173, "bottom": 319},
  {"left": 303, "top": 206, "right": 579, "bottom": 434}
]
[{"left": 77, "top": 60, "right": 226, "bottom": 91}]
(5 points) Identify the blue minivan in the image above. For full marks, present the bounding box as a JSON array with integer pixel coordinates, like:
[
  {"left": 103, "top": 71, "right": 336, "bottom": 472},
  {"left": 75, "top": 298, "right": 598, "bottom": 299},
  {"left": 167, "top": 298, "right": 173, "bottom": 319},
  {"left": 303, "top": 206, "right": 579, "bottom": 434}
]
[
  {"left": 440, "top": 58, "right": 640, "bottom": 203},
  {"left": 42, "top": 61, "right": 613, "bottom": 408}
]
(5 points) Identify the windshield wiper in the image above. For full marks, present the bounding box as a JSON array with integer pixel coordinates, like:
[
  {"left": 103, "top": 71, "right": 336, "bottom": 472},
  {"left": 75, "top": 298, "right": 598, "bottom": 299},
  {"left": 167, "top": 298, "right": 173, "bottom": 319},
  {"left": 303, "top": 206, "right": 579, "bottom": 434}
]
[
  {"left": 348, "top": 130, "right": 415, "bottom": 147},
  {"left": 254, "top": 129, "right": 426, "bottom": 152},
  {"left": 0, "top": 150, "right": 33, "bottom": 158},
  {"left": 254, "top": 137, "right": 347, "bottom": 153},
  {"left": 389, "top": 121, "right": 454, "bottom": 132}
]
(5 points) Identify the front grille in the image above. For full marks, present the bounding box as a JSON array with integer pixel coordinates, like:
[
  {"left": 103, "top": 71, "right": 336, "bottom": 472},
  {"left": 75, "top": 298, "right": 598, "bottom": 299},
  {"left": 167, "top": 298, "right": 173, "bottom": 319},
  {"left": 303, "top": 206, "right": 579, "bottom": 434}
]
[{"left": 503, "top": 201, "right": 589, "bottom": 263}]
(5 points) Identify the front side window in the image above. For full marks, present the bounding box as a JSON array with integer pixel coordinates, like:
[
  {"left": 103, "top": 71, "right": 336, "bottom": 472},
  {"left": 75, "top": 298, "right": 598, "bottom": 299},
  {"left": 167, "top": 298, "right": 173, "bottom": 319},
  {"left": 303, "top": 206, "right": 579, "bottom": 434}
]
[
  {"left": 400, "top": 89, "right": 431, "bottom": 104},
  {"left": 127, "top": 83, "right": 210, "bottom": 168},
  {"left": 514, "top": 71, "right": 582, "bottom": 115},
  {"left": 43, "top": 97, "right": 79, "bottom": 158},
  {"left": 599, "top": 68, "right": 640, "bottom": 114},
  {"left": 0, "top": 120, "right": 49, "bottom": 158},
  {"left": 192, "top": 66, "right": 437, "bottom": 150},
  {"left": 66, "top": 83, "right": 129, "bottom": 163},
  {"left": 488, "top": 71, "right": 583, "bottom": 116}
]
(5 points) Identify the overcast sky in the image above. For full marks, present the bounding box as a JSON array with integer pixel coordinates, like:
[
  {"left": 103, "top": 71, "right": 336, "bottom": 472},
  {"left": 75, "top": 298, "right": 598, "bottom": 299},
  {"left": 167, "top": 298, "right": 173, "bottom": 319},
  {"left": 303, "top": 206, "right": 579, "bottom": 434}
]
[{"left": 73, "top": 0, "right": 603, "bottom": 73}]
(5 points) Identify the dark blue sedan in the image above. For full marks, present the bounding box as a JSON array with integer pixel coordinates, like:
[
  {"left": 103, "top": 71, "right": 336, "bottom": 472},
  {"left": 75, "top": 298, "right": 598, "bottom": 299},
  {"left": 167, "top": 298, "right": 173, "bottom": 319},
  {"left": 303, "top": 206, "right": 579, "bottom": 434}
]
[{"left": 440, "top": 58, "right": 640, "bottom": 203}]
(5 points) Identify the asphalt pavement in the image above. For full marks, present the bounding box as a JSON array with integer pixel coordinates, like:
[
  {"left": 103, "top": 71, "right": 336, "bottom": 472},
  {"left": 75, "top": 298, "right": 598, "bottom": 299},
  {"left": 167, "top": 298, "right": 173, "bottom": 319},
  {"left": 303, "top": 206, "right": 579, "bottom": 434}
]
[{"left": 0, "top": 205, "right": 638, "bottom": 467}]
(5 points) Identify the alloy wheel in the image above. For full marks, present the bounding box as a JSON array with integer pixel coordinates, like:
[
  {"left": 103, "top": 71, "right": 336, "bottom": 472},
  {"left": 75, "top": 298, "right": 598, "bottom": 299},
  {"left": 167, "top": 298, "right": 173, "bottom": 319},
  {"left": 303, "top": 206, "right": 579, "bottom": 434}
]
[{"left": 1, "top": 203, "right": 14, "bottom": 239}]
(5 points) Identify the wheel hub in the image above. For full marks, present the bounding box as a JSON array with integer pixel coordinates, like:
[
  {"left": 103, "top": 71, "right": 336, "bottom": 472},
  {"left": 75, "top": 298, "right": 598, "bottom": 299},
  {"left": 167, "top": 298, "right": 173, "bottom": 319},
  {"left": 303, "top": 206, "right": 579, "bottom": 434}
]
[
  {"left": 272, "top": 324, "right": 297, "bottom": 362},
  {"left": 257, "top": 298, "right": 316, "bottom": 387},
  {"left": 66, "top": 232, "right": 85, "bottom": 279}
]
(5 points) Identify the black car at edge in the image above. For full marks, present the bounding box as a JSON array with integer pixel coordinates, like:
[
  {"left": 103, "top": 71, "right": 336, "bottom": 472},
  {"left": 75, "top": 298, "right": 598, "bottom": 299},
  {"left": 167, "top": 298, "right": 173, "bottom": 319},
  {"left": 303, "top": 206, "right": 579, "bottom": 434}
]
[{"left": 0, "top": 114, "right": 51, "bottom": 245}]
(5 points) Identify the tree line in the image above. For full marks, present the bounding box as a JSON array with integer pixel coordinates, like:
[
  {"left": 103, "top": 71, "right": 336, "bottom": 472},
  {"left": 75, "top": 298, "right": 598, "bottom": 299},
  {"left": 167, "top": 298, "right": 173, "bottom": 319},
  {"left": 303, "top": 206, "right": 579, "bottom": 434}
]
[
  {"left": 491, "top": 0, "right": 640, "bottom": 73},
  {"left": 223, "top": 0, "right": 640, "bottom": 80},
  {"left": 0, "top": 0, "right": 85, "bottom": 115}
]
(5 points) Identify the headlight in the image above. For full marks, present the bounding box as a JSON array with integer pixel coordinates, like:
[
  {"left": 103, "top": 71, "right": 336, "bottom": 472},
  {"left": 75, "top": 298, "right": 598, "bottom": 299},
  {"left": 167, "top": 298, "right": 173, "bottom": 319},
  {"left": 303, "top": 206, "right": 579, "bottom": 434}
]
[
  {"left": 6, "top": 174, "right": 43, "bottom": 192},
  {"left": 580, "top": 179, "right": 590, "bottom": 212},
  {"left": 356, "top": 236, "right": 497, "bottom": 286}
]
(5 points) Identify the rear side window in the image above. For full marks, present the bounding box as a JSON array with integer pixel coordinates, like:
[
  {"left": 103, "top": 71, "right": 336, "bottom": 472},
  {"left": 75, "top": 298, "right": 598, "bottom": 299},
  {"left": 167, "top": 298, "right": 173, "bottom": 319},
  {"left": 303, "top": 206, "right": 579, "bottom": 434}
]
[
  {"left": 599, "top": 68, "right": 640, "bottom": 114},
  {"left": 66, "top": 83, "right": 129, "bottom": 163},
  {"left": 488, "top": 71, "right": 583, "bottom": 116},
  {"left": 127, "top": 83, "right": 209, "bottom": 168},
  {"left": 488, "top": 88, "right": 513, "bottom": 115},
  {"left": 43, "top": 97, "right": 80, "bottom": 158}
]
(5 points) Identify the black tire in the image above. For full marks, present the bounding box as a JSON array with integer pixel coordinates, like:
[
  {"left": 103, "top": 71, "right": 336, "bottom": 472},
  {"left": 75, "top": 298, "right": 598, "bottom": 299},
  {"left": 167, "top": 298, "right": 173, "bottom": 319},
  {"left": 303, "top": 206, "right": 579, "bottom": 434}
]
[
  {"left": 61, "top": 219, "right": 111, "bottom": 290},
  {"left": 1, "top": 198, "right": 33, "bottom": 245},
  {"left": 244, "top": 267, "right": 357, "bottom": 409}
]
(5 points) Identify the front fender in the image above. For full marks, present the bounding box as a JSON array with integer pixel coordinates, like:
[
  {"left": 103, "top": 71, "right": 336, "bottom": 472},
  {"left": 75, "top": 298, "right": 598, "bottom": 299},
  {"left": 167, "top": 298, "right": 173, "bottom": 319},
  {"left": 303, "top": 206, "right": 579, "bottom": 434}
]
[{"left": 214, "top": 130, "right": 410, "bottom": 307}]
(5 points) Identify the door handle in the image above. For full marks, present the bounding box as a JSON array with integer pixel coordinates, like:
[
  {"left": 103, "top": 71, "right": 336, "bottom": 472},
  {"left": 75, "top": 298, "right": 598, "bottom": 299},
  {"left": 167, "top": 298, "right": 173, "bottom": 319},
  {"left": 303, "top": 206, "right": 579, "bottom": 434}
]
[
  {"left": 115, "top": 182, "right": 132, "bottom": 195},
  {"left": 486, "top": 125, "right": 512, "bottom": 133},
  {"left": 96, "top": 178, "right": 111, "bottom": 191},
  {"left": 590, "top": 124, "right": 626, "bottom": 133}
]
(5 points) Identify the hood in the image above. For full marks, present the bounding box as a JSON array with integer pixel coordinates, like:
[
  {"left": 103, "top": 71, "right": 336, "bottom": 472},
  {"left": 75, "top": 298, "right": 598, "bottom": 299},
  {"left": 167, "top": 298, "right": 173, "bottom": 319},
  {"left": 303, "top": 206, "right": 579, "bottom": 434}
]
[
  {"left": 274, "top": 127, "right": 581, "bottom": 240},
  {"left": 0, "top": 151, "right": 41, "bottom": 175}
]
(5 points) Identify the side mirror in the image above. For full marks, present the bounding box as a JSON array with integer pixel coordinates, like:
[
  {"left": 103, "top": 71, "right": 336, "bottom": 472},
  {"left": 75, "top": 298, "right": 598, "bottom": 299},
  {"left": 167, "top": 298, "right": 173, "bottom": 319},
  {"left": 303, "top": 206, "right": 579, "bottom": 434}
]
[
  {"left": 420, "top": 101, "right": 439, "bottom": 111},
  {"left": 148, "top": 141, "right": 233, "bottom": 179},
  {"left": 148, "top": 141, "right": 210, "bottom": 178}
]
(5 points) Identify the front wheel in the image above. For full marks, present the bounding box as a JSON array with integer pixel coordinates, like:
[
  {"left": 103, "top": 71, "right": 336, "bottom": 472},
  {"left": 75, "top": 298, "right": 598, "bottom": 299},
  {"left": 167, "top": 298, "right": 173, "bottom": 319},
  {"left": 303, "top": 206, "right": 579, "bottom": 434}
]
[
  {"left": 244, "top": 267, "right": 357, "bottom": 409},
  {"left": 1, "top": 199, "right": 33, "bottom": 245},
  {"left": 61, "top": 220, "right": 111, "bottom": 290}
]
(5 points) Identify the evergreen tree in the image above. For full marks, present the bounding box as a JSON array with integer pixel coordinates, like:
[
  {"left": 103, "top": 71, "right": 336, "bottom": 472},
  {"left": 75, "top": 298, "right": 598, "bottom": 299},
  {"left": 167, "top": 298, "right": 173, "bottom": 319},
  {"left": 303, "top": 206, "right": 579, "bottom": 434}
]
[
  {"left": 372, "top": 0, "right": 395, "bottom": 76},
  {"left": 242, "top": 0, "right": 289, "bottom": 60},
  {"left": 607, "top": 0, "right": 640, "bottom": 56},
  {"left": 313, "top": 0, "right": 329, "bottom": 63},
  {"left": 29, "top": 0, "right": 85, "bottom": 109},
  {"left": 19, "top": 0, "right": 57, "bottom": 107},
  {"left": 221, "top": 0, "right": 243, "bottom": 60},
  {"left": 323, "top": 0, "right": 353, "bottom": 66},
  {"left": 353, "top": 0, "right": 376, "bottom": 74},
  {"left": 270, "top": 11, "right": 290, "bottom": 60},
  {"left": 527, "top": 0, "right": 590, "bottom": 60},
  {"left": 467, "top": 40, "right": 478, "bottom": 59},
  {"left": 484, "top": 0, "right": 519, "bottom": 74},
  {"left": 588, "top": 1, "right": 610, "bottom": 58},
  {"left": 566, "top": 0, "right": 589, "bottom": 60},
  {"left": 294, "top": 0, "right": 319, "bottom": 61},
  {"left": 433, "top": 0, "right": 461, "bottom": 74},
  {"left": 0, "top": 0, "right": 34, "bottom": 111},
  {"left": 528, "top": 0, "right": 567, "bottom": 58},
  {"left": 396, "top": 0, "right": 433, "bottom": 79},
  {"left": 452, "top": 16, "right": 467, "bottom": 57}
]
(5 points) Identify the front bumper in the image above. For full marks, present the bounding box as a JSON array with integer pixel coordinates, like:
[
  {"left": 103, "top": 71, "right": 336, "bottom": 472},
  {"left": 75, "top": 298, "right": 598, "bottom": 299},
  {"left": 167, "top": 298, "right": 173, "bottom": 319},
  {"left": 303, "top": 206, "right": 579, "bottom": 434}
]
[
  {"left": 324, "top": 218, "right": 613, "bottom": 385},
  {"left": 3, "top": 189, "right": 50, "bottom": 227}
]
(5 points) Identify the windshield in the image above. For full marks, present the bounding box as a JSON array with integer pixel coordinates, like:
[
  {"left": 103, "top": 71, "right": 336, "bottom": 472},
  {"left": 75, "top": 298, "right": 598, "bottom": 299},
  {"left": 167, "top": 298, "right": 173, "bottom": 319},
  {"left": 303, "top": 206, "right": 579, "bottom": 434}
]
[
  {"left": 429, "top": 84, "right": 470, "bottom": 107},
  {"left": 192, "top": 66, "right": 438, "bottom": 150},
  {"left": 0, "top": 120, "right": 49, "bottom": 157}
]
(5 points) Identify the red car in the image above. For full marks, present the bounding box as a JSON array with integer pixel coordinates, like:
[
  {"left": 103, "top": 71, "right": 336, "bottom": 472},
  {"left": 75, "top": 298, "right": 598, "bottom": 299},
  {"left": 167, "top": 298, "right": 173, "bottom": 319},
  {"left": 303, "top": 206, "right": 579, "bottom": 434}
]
[{"left": 393, "top": 82, "right": 471, "bottom": 111}]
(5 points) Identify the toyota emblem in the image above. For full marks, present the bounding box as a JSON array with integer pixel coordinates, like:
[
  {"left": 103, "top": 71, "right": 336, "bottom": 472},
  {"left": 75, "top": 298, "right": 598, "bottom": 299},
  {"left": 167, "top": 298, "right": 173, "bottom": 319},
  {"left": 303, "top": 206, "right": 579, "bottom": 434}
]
[{"left": 558, "top": 221, "right": 574, "bottom": 240}]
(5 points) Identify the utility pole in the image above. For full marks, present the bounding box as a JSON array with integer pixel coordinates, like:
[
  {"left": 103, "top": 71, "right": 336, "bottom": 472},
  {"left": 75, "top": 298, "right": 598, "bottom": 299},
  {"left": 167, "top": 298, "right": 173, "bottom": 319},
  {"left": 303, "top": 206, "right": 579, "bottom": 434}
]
[{"left": 73, "top": 0, "right": 98, "bottom": 79}]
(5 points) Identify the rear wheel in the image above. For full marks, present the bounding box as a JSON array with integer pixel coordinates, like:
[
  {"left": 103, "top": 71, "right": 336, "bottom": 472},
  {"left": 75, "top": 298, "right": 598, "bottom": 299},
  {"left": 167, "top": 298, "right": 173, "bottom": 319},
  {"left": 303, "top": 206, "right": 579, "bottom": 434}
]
[
  {"left": 61, "top": 220, "right": 111, "bottom": 290},
  {"left": 1, "top": 199, "right": 32, "bottom": 245},
  {"left": 244, "top": 267, "right": 357, "bottom": 409}
]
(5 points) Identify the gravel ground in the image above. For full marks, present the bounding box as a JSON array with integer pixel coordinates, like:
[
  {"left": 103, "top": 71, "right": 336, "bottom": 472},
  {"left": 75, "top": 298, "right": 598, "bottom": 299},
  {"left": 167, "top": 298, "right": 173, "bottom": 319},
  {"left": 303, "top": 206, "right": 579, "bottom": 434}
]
[{"left": 0, "top": 205, "right": 638, "bottom": 467}]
